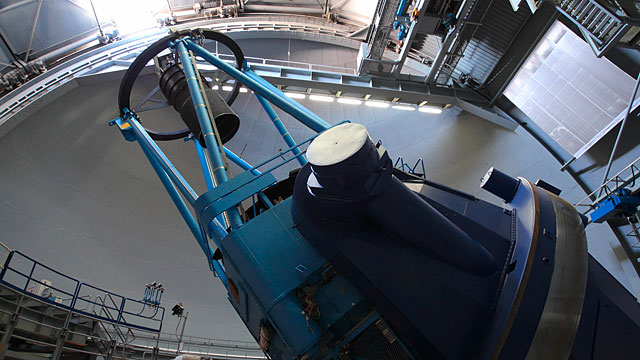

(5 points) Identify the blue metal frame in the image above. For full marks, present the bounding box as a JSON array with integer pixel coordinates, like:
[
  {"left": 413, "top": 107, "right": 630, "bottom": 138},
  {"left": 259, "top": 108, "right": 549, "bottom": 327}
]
[
  {"left": 183, "top": 38, "right": 331, "bottom": 133},
  {"left": 194, "top": 138, "right": 231, "bottom": 229},
  {"left": 394, "top": 156, "right": 426, "bottom": 179},
  {"left": 175, "top": 39, "right": 244, "bottom": 230},
  {"left": 109, "top": 33, "right": 334, "bottom": 291},
  {"left": 255, "top": 94, "right": 306, "bottom": 167}
]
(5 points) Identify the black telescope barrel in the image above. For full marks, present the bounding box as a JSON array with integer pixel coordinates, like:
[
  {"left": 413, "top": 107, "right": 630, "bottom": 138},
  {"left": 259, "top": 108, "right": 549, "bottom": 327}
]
[{"left": 158, "top": 64, "right": 240, "bottom": 145}]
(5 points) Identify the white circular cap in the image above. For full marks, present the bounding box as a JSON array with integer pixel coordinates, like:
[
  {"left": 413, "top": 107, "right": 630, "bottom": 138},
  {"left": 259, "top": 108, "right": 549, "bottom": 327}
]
[{"left": 307, "top": 123, "right": 370, "bottom": 166}]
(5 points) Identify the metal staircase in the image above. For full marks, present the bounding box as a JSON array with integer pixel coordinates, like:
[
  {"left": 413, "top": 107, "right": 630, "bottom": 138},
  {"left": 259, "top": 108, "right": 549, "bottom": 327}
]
[
  {"left": 553, "top": 0, "right": 640, "bottom": 56},
  {"left": 0, "top": 247, "right": 264, "bottom": 359}
]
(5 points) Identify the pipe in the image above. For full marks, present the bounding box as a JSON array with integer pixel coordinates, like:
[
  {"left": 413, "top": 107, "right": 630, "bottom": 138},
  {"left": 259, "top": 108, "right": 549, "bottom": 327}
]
[
  {"left": 23, "top": 0, "right": 42, "bottom": 62},
  {"left": 598, "top": 71, "right": 640, "bottom": 197},
  {"left": 222, "top": 147, "right": 273, "bottom": 208},
  {"left": 195, "top": 140, "right": 229, "bottom": 227},
  {"left": 347, "top": 25, "right": 369, "bottom": 38},
  {"left": 129, "top": 118, "right": 226, "bottom": 285},
  {"left": 224, "top": 147, "right": 260, "bottom": 176},
  {"left": 255, "top": 94, "right": 306, "bottom": 166},
  {"left": 183, "top": 39, "right": 331, "bottom": 133},
  {"left": 195, "top": 140, "right": 216, "bottom": 190},
  {"left": 88, "top": 0, "right": 104, "bottom": 38},
  {"left": 176, "top": 40, "right": 243, "bottom": 229},
  {"left": 41, "top": 32, "right": 100, "bottom": 64},
  {"left": 243, "top": 5, "right": 323, "bottom": 15},
  {"left": 244, "top": 69, "right": 330, "bottom": 132},
  {"left": 126, "top": 114, "right": 199, "bottom": 205}
]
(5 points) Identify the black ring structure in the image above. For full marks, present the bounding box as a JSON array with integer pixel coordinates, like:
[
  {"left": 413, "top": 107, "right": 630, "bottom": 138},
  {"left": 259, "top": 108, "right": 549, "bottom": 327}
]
[{"left": 117, "top": 29, "right": 245, "bottom": 141}]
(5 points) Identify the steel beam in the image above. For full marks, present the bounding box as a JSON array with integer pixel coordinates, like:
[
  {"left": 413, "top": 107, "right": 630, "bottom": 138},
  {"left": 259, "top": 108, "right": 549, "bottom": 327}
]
[
  {"left": 255, "top": 94, "right": 307, "bottom": 166},
  {"left": 426, "top": 0, "right": 475, "bottom": 84},
  {"left": 185, "top": 38, "right": 331, "bottom": 132},
  {"left": 393, "top": 0, "right": 429, "bottom": 76},
  {"left": 482, "top": 2, "right": 558, "bottom": 105},
  {"left": 455, "top": 100, "right": 517, "bottom": 131},
  {"left": 0, "top": 294, "right": 24, "bottom": 359},
  {"left": 82, "top": 54, "right": 488, "bottom": 105},
  {"left": 249, "top": 63, "right": 488, "bottom": 104},
  {"left": 366, "top": 0, "right": 403, "bottom": 60},
  {"left": 23, "top": 0, "right": 42, "bottom": 62},
  {"left": 598, "top": 71, "right": 640, "bottom": 196}
]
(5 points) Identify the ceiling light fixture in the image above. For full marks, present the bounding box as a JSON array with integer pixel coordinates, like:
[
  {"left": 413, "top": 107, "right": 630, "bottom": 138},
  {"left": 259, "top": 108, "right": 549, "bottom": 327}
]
[
  {"left": 365, "top": 101, "right": 389, "bottom": 108},
  {"left": 284, "top": 92, "right": 306, "bottom": 99},
  {"left": 418, "top": 106, "right": 443, "bottom": 114},
  {"left": 309, "top": 95, "right": 334, "bottom": 102},
  {"left": 392, "top": 105, "right": 416, "bottom": 111},
  {"left": 337, "top": 98, "right": 362, "bottom": 105}
]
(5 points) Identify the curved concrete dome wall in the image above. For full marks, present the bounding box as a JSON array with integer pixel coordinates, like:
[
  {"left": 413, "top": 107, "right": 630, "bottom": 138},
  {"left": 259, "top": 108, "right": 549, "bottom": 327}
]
[{"left": 1, "top": 38, "right": 638, "bottom": 341}]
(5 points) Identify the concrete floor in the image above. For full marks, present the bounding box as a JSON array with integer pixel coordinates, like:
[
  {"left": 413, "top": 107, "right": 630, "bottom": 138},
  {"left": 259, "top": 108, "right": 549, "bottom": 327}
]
[{"left": 1, "top": 53, "right": 638, "bottom": 342}]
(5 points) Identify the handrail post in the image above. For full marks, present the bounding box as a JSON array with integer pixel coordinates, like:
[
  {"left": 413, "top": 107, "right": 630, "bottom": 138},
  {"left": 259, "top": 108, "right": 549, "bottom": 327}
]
[
  {"left": 0, "top": 251, "right": 14, "bottom": 279},
  {"left": 69, "top": 282, "right": 81, "bottom": 309},
  {"left": 152, "top": 333, "right": 160, "bottom": 360},
  {"left": 24, "top": 261, "right": 36, "bottom": 291}
]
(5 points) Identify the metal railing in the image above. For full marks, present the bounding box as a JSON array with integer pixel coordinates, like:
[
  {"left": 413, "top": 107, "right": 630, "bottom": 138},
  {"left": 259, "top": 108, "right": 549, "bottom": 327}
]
[
  {"left": 394, "top": 157, "right": 426, "bottom": 179},
  {"left": 554, "top": 0, "right": 629, "bottom": 56},
  {"left": 0, "top": 280, "right": 264, "bottom": 359},
  {"left": 0, "top": 249, "right": 265, "bottom": 359},
  {"left": 190, "top": 52, "right": 357, "bottom": 76},
  {"left": 574, "top": 154, "right": 640, "bottom": 214},
  {"left": 0, "top": 242, "right": 10, "bottom": 269},
  {"left": 0, "top": 250, "right": 164, "bottom": 332},
  {"left": 129, "top": 333, "right": 266, "bottom": 360},
  {"left": 93, "top": 293, "right": 136, "bottom": 345}
]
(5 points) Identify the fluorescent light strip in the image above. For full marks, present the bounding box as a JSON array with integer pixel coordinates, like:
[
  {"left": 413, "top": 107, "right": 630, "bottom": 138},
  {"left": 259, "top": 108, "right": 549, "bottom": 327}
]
[
  {"left": 418, "top": 106, "right": 443, "bottom": 114},
  {"left": 212, "top": 85, "right": 219, "bottom": 90},
  {"left": 392, "top": 105, "right": 416, "bottom": 111},
  {"left": 221, "top": 85, "right": 233, "bottom": 91},
  {"left": 309, "top": 95, "right": 334, "bottom": 102},
  {"left": 365, "top": 101, "right": 389, "bottom": 108},
  {"left": 337, "top": 98, "right": 362, "bottom": 105},
  {"left": 239, "top": 87, "right": 248, "bottom": 93},
  {"left": 284, "top": 92, "right": 306, "bottom": 99}
]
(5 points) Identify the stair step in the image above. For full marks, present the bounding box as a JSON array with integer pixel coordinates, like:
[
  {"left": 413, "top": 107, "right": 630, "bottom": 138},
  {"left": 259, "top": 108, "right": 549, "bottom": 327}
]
[
  {"left": 593, "top": 16, "right": 612, "bottom": 35},
  {"left": 576, "top": 3, "right": 593, "bottom": 21},
  {"left": 601, "top": 21, "right": 620, "bottom": 41},
  {"left": 571, "top": 0, "right": 589, "bottom": 16}
]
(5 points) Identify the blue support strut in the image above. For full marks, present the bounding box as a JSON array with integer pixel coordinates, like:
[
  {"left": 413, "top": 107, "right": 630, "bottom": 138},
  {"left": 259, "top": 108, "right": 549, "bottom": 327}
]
[
  {"left": 122, "top": 112, "right": 198, "bottom": 205},
  {"left": 255, "top": 94, "right": 306, "bottom": 167},
  {"left": 195, "top": 139, "right": 216, "bottom": 190},
  {"left": 183, "top": 39, "right": 331, "bottom": 133},
  {"left": 223, "top": 147, "right": 273, "bottom": 209},
  {"left": 195, "top": 140, "right": 230, "bottom": 226},
  {"left": 245, "top": 70, "right": 325, "bottom": 130},
  {"left": 126, "top": 116, "right": 227, "bottom": 287},
  {"left": 175, "top": 39, "right": 243, "bottom": 229}
]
